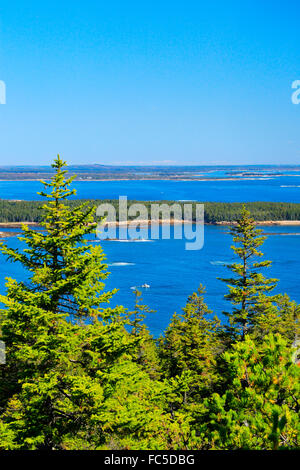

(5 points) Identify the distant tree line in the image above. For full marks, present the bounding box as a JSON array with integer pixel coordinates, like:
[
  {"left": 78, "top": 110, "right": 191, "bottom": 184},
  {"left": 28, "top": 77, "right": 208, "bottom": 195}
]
[{"left": 0, "top": 199, "right": 300, "bottom": 223}]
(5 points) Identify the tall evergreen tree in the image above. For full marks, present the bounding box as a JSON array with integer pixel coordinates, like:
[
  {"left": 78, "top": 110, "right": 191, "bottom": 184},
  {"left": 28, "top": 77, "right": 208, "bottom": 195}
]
[
  {"left": 0, "top": 155, "right": 117, "bottom": 320},
  {"left": 219, "top": 205, "right": 278, "bottom": 339}
]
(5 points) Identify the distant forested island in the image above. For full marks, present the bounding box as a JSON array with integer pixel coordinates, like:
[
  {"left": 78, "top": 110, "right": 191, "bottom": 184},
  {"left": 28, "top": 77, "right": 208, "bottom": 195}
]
[{"left": 1, "top": 200, "right": 300, "bottom": 224}]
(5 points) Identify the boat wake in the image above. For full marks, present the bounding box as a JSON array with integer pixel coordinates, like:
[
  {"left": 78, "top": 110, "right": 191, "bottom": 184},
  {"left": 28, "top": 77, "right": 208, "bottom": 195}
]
[
  {"left": 210, "top": 260, "right": 229, "bottom": 266},
  {"left": 108, "top": 262, "right": 135, "bottom": 266}
]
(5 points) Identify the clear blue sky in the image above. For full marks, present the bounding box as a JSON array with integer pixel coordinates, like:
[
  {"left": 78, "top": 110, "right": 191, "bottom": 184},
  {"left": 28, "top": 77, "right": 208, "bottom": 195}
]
[{"left": 0, "top": 0, "right": 300, "bottom": 166}]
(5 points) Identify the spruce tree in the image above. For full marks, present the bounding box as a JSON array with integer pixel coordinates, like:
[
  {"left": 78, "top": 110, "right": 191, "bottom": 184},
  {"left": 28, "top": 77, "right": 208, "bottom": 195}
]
[
  {"left": 219, "top": 205, "right": 278, "bottom": 339},
  {"left": 159, "top": 285, "right": 222, "bottom": 409},
  {"left": 0, "top": 155, "right": 117, "bottom": 320},
  {"left": 130, "top": 289, "right": 161, "bottom": 380}
]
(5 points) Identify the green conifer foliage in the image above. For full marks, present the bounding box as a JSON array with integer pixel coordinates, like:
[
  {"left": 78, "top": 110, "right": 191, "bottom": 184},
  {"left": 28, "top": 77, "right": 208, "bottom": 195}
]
[
  {"left": 130, "top": 289, "right": 161, "bottom": 380},
  {"left": 159, "top": 286, "right": 222, "bottom": 408},
  {"left": 197, "top": 334, "right": 300, "bottom": 450},
  {"left": 251, "top": 294, "right": 300, "bottom": 345},
  {"left": 219, "top": 205, "right": 278, "bottom": 339}
]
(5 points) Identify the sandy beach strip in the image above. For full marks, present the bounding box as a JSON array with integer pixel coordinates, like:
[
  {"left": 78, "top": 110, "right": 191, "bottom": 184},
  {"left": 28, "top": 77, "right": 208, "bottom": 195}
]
[{"left": 1, "top": 219, "right": 300, "bottom": 229}]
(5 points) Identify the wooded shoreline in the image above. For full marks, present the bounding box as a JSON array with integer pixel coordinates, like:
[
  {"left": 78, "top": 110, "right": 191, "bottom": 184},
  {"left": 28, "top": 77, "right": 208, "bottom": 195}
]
[{"left": 1, "top": 200, "right": 300, "bottom": 226}]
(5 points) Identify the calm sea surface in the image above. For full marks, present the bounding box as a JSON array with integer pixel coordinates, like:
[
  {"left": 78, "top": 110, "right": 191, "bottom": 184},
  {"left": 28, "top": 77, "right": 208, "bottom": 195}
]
[
  {"left": 0, "top": 174, "right": 300, "bottom": 202},
  {"left": 1, "top": 225, "right": 299, "bottom": 337}
]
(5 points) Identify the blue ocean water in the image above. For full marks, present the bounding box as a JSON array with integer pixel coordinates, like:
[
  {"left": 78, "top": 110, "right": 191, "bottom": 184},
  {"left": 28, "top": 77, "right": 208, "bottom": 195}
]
[
  {"left": 1, "top": 224, "right": 299, "bottom": 337},
  {"left": 0, "top": 173, "right": 300, "bottom": 202}
]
